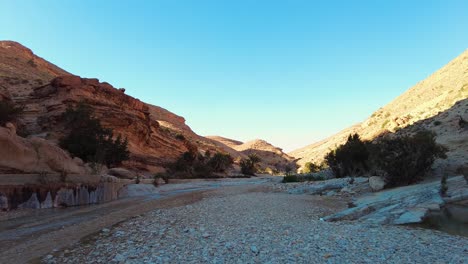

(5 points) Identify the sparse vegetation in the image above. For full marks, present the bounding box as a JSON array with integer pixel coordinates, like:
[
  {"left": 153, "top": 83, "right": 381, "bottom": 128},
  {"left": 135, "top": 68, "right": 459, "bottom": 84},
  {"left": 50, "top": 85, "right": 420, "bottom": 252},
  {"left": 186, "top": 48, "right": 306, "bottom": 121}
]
[
  {"left": 282, "top": 175, "right": 299, "bottom": 183},
  {"left": 0, "top": 100, "right": 24, "bottom": 126},
  {"left": 459, "top": 116, "right": 467, "bottom": 129},
  {"left": 440, "top": 175, "right": 448, "bottom": 196},
  {"left": 59, "top": 102, "right": 130, "bottom": 167},
  {"left": 433, "top": 120, "right": 441, "bottom": 126},
  {"left": 175, "top": 133, "right": 186, "bottom": 141},
  {"left": 282, "top": 174, "right": 326, "bottom": 183},
  {"left": 381, "top": 119, "right": 390, "bottom": 129},
  {"left": 27, "top": 59, "right": 37, "bottom": 67},
  {"left": 240, "top": 154, "right": 261, "bottom": 176}
]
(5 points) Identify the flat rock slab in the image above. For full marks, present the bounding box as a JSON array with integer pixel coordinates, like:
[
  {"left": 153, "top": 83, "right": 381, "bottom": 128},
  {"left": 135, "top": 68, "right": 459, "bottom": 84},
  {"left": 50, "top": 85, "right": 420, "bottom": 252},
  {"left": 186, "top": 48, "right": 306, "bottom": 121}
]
[
  {"left": 324, "top": 176, "right": 467, "bottom": 225},
  {"left": 288, "top": 177, "right": 369, "bottom": 195}
]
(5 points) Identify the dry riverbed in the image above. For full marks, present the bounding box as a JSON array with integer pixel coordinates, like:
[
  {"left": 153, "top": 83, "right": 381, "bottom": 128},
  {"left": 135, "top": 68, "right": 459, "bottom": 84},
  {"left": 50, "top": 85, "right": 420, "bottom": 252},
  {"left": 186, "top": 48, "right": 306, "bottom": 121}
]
[{"left": 43, "top": 179, "right": 467, "bottom": 264}]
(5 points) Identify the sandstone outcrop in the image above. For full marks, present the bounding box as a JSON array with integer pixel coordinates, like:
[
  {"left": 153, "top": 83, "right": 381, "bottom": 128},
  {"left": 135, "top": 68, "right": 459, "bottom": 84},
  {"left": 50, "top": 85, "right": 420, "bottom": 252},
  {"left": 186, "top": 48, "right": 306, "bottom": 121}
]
[
  {"left": 0, "top": 126, "right": 86, "bottom": 174},
  {"left": 2, "top": 41, "right": 293, "bottom": 174}
]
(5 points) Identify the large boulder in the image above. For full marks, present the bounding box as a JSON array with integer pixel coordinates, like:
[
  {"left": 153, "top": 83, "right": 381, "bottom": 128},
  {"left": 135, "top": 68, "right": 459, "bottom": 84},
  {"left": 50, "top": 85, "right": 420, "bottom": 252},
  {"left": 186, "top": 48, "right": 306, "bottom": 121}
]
[
  {"left": 0, "top": 126, "right": 87, "bottom": 174},
  {"left": 369, "top": 176, "right": 385, "bottom": 191}
]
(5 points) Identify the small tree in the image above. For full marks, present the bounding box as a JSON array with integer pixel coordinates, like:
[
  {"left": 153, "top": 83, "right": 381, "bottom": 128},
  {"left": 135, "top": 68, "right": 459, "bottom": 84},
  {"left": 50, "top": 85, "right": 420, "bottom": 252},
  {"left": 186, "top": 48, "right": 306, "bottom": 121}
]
[
  {"left": 325, "top": 134, "right": 369, "bottom": 178},
  {"left": 240, "top": 154, "right": 261, "bottom": 176},
  {"left": 0, "top": 100, "right": 24, "bottom": 126},
  {"left": 371, "top": 130, "right": 447, "bottom": 187},
  {"left": 59, "top": 103, "right": 129, "bottom": 167},
  {"left": 303, "top": 162, "right": 321, "bottom": 174}
]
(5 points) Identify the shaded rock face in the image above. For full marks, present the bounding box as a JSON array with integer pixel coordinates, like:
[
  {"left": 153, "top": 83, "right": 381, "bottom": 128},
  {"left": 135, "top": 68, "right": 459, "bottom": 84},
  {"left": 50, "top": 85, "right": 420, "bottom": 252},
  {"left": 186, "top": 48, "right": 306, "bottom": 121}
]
[{"left": 0, "top": 126, "right": 86, "bottom": 174}]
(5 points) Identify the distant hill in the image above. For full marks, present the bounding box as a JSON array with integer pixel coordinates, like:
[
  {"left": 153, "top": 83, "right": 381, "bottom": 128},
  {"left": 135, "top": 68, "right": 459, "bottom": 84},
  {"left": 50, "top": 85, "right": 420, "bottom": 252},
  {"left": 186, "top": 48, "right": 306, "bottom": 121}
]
[
  {"left": 207, "top": 136, "right": 297, "bottom": 173},
  {"left": 290, "top": 49, "right": 468, "bottom": 174}
]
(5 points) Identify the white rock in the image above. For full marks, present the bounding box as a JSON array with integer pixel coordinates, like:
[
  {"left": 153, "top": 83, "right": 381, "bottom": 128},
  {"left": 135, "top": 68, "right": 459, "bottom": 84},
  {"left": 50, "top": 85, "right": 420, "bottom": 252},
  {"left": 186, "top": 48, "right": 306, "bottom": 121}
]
[{"left": 369, "top": 176, "right": 385, "bottom": 191}]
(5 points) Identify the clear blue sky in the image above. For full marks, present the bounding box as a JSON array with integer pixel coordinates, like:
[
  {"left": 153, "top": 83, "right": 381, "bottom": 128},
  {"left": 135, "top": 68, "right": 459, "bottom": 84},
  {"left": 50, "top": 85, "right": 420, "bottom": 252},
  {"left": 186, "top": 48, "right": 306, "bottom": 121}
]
[{"left": 1, "top": 1, "right": 467, "bottom": 152}]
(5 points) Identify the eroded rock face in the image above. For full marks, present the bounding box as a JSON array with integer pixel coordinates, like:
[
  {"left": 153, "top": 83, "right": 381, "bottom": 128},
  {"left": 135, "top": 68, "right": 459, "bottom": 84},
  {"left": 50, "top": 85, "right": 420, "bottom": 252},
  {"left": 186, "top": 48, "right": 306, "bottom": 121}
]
[
  {"left": 21, "top": 75, "right": 190, "bottom": 172},
  {"left": 0, "top": 126, "right": 86, "bottom": 174},
  {"left": 0, "top": 178, "right": 127, "bottom": 210}
]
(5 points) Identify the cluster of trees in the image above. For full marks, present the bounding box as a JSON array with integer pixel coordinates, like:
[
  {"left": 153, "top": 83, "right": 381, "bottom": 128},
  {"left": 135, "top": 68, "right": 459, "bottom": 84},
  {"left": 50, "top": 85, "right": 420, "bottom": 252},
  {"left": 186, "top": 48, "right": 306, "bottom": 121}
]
[
  {"left": 324, "top": 131, "right": 446, "bottom": 187},
  {"left": 59, "top": 103, "right": 130, "bottom": 167},
  {"left": 169, "top": 150, "right": 234, "bottom": 178}
]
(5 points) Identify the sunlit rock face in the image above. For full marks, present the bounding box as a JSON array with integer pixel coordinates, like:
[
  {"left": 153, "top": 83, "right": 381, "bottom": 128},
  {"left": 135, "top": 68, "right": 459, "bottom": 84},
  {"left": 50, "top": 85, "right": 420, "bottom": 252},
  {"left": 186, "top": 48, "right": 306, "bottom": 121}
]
[
  {"left": 290, "top": 49, "right": 468, "bottom": 175},
  {"left": 1, "top": 40, "right": 295, "bottom": 174}
]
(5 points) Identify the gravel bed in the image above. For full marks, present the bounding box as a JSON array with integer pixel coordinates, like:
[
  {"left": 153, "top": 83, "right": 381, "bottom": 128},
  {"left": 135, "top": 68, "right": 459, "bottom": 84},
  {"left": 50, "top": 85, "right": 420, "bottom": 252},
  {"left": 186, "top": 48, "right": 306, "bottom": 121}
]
[{"left": 44, "top": 190, "right": 468, "bottom": 264}]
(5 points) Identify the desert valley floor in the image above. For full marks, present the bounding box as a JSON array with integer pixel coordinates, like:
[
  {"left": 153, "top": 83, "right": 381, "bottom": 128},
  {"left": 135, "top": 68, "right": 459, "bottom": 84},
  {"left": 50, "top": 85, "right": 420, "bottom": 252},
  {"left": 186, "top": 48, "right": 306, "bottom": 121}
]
[{"left": 1, "top": 177, "right": 466, "bottom": 264}]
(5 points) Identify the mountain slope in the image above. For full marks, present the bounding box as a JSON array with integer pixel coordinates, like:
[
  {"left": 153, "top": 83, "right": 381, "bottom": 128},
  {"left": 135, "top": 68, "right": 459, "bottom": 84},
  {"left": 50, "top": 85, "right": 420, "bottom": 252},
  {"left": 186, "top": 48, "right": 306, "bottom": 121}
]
[
  {"left": 290, "top": 49, "right": 468, "bottom": 172},
  {"left": 0, "top": 41, "right": 292, "bottom": 174}
]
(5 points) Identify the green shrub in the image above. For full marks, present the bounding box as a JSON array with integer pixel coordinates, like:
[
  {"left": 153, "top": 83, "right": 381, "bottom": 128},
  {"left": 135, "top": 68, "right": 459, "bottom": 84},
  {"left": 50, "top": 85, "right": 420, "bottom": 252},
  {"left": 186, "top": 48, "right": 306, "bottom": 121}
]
[
  {"left": 282, "top": 174, "right": 326, "bottom": 183},
  {"left": 371, "top": 131, "right": 447, "bottom": 187},
  {"left": 240, "top": 154, "right": 261, "bottom": 176},
  {"left": 175, "top": 134, "right": 186, "bottom": 141},
  {"left": 302, "top": 162, "right": 321, "bottom": 174},
  {"left": 440, "top": 175, "right": 448, "bottom": 196},
  {"left": 433, "top": 121, "right": 441, "bottom": 126},
  {"left": 325, "top": 134, "right": 369, "bottom": 178},
  {"left": 0, "top": 100, "right": 24, "bottom": 126},
  {"left": 381, "top": 120, "right": 390, "bottom": 129},
  {"left": 459, "top": 116, "right": 467, "bottom": 129},
  {"left": 59, "top": 103, "right": 130, "bottom": 167},
  {"left": 282, "top": 175, "right": 299, "bottom": 183}
]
